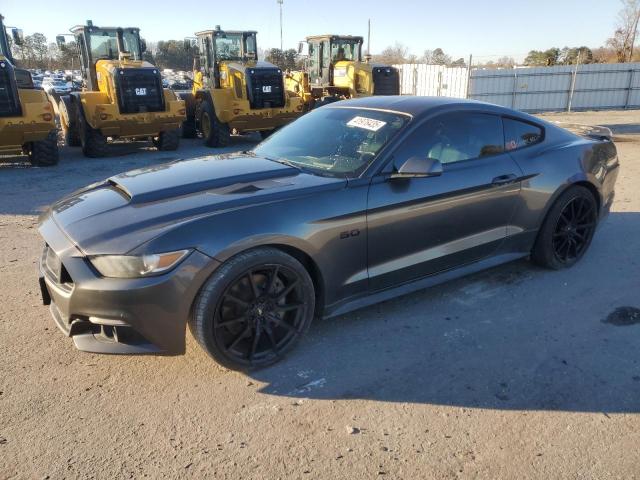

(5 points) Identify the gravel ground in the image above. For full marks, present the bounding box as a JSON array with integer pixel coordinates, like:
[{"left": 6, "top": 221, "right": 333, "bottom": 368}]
[{"left": 1, "top": 111, "right": 639, "bottom": 479}]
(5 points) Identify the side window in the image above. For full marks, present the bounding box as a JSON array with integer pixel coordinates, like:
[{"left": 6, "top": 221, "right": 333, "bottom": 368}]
[
  {"left": 503, "top": 118, "right": 543, "bottom": 150},
  {"left": 321, "top": 40, "right": 331, "bottom": 69},
  {"left": 422, "top": 113, "right": 504, "bottom": 165}
]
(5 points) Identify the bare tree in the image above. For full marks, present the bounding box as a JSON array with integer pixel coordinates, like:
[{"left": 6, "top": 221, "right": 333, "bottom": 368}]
[
  {"left": 607, "top": 0, "right": 640, "bottom": 62},
  {"left": 373, "top": 43, "right": 409, "bottom": 64}
]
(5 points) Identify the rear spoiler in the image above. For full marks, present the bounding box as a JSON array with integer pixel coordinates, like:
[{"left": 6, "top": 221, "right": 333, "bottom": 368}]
[{"left": 554, "top": 122, "right": 613, "bottom": 142}]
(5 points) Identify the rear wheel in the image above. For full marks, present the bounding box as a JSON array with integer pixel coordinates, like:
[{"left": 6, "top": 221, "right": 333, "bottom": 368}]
[
  {"left": 59, "top": 98, "right": 80, "bottom": 147},
  {"left": 259, "top": 128, "right": 279, "bottom": 140},
  {"left": 531, "top": 185, "right": 598, "bottom": 269},
  {"left": 199, "top": 100, "right": 230, "bottom": 147},
  {"left": 189, "top": 248, "right": 315, "bottom": 370},
  {"left": 313, "top": 96, "right": 341, "bottom": 109},
  {"left": 77, "top": 107, "right": 108, "bottom": 158},
  {"left": 181, "top": 119, "right": 198, "bottom": 138},
  {"left": 152, "top": 129, "right": 180, "bottom": 151},
  {"left": 28, "top": 130, "right": 59, "bottom": 167}
]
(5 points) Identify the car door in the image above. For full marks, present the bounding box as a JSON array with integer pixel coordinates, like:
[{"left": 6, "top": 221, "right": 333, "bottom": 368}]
[{"left": 366, "top": 111, "right": 524, "bottom": 291}]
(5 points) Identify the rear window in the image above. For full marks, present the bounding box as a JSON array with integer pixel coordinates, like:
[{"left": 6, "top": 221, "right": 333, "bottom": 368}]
[{"left": 504, "top": 118, "right": 543, "bottom": 150}]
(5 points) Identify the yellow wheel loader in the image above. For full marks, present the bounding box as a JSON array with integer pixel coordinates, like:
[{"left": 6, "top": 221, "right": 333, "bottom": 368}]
[
  {"left": 56, "top": 21, "right": 185, "bottom": 158},
  {"left": 179, "top": 26, "right": 305, "bottom": 147},
  {"left": 0, "top": 14, "right": 59, "bottom": 166},
  {"left": 285, "top": 35, "right": 400, "bottom": 110}
]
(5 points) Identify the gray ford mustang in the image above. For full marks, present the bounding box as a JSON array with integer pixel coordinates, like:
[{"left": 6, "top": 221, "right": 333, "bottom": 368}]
[{"left": 38, "top": 96, "right": 619, "bottom": 370}]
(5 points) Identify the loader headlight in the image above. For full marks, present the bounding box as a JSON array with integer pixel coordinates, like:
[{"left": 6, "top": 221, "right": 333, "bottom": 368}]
[{"left": 89, "top": 249, "right": 191, "bottom": 278}]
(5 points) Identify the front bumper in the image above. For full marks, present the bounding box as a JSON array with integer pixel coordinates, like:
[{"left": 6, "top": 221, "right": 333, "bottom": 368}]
[{"left": 38, "top": 216, "right": 219, "bottom": 355}]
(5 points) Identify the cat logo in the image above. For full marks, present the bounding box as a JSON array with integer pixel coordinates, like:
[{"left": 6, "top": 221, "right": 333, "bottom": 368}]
[
  {"left": 262, "top": 85, "right": 272, "bottom": 93},
  {"left": 135, "top": 87, "right": 147, "bottom": 96}
]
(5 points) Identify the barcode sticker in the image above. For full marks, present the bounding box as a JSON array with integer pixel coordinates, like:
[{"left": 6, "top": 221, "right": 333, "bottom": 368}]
[{"left": 347, "top": 116, "right": 387, "bottom": 132}]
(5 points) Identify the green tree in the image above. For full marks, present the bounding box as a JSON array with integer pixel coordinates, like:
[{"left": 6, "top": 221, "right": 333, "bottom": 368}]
[
  {"left": 265, "top": 48, "right": 300, "bottom": 70},
  {"left": 524, "top": 48, "right": 560, "bottom": 66},
  {"left": 154, "top": 40, "right": 195, "bottom": 71}
]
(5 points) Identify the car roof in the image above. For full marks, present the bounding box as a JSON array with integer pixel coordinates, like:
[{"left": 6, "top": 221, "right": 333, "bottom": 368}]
[{"left": 329, "top": 96, "right": 537, "bottom": 122}]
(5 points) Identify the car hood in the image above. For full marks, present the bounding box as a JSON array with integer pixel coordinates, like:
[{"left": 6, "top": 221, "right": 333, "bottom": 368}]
[{"left": 41, "top": 154, "right": 346, "bottom": 255}]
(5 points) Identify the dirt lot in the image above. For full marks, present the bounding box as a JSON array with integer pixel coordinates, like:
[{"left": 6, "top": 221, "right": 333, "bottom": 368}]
[{"left": 1, "top": 111, "right": 639, "bottom": 479}]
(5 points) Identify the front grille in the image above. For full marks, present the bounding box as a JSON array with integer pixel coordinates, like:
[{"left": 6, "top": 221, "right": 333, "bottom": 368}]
[
  {"left": 246, "top": 68, "right": 285, "bottom": 109},
  {"left": 0, "top": 60, "right": 21, "bottom": 117},
  {"left": 115, "top": 68, "right": 165, "bottom": 114},
  {"left": 372, "top": 67, "right": 400, "bottom": 96}
]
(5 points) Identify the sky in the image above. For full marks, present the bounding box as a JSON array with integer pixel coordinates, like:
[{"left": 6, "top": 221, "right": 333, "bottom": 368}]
[{"left": 2, "top": 0, "right": 623, "bottom": 61}]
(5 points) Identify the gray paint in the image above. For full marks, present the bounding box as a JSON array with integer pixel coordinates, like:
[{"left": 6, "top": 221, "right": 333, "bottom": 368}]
[{"left": 37, "top": 96, "right": 620, "bottom": 355}]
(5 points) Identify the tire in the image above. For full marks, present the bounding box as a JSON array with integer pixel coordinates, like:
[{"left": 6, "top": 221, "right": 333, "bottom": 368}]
[
  {"left": 77, "top": 106, "right": 108, "bottom": 158},
  {"left": 313, "top": 96, "right": 341, "bottom": 109},
  {"left": 531, "top": 185, "right": 598, "bottom": 270},
  {"left": 181, "top": 119, "right": 198, "bottom": 139},
  {"left": 152, "top": 129, "right": 180, "bottom": 151},
  {"left": 28, "top": 130, "right": 59, "bottom": 167},
  {"left": 59, "top": 98, "right": 80, "bottom": 147},
  {"left": 259, "top": 128, "right": 280, "bottom": 140},
  {"left": 189, "top": 248, "right": 316, "bottom": 370},
  {"left": 199, "top": 100, "right": 230, "bottom": 147}
]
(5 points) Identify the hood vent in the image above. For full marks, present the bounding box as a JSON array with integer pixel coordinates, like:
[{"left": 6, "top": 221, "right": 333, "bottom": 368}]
[{"left": 209, "top": 178, "right": 294, "bottom": 195}]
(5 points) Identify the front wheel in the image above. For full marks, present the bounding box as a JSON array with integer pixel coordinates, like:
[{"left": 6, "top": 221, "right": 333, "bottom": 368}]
[
  {"left": 199, "top": 100, "right": 230, "bottom": 148},
  {"left": 189, "top": 248, "right": 315, "bottom": 370},
  {"left": 77, "top": 107, "right": 108, "bottom": 158},
  {"left": 152, "top": 129, "right": 180, "bottom": 151},
  {"left": 531, "top": 185, "right": 598, "bottom": 270}
]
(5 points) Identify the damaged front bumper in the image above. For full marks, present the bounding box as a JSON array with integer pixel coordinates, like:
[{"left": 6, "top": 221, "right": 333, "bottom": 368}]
[{"left": 37, "top": 215, "right": 219, "bottom": 355}]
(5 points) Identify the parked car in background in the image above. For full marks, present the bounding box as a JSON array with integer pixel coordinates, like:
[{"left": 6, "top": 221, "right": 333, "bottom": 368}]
[{"left": 42, "top": 78, "right": 71, "bottom": 95}]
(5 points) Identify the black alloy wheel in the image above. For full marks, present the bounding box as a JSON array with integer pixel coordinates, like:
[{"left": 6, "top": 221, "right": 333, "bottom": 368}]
[
  {"left": 190, "top": 248, "right": 315, "bottom": 370},
  {"left": 532, "top": 185, "right": 598, "bottom": 269},
  {"left": 551, "top": 195, "right": 597, "bottom": 264},
  {"left": 215, "top": 265, "right": 305, "bottom": 363}
]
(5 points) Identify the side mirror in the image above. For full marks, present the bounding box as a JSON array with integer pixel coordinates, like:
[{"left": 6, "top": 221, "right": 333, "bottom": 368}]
[
  {"left": 56, "top": 35, "right": 66, "bottom": 47},
  {"left": 393, "top": 156, "right": 443, "bottom": 178},
  {"left": 297, "top": 41, "right": 308, "bottom": 56},
  {"left": 12, "top": 28, "right": 24, "bottom": 46},
  {"left": 140, "top": 38, "right": 147, "bottom": 53}
]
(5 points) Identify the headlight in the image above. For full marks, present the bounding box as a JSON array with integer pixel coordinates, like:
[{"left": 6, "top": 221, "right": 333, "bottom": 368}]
[{"left": 89, "top": 249, "right": 191, "bottom": 278}]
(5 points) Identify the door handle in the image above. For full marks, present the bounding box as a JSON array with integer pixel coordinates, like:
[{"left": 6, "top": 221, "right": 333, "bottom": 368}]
[{"left": 491, "top": 174, "right": 518, "bottom": 186}]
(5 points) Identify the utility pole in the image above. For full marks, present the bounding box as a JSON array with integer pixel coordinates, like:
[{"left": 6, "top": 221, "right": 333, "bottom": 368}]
[{"left": 277, "top": 0, "right": 284, "bottom": 51}]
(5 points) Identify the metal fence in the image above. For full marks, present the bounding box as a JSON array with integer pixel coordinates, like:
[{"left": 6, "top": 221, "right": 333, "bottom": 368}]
[
  {"left": 395, "top": 64, "right": 469, "bottom": 98},
  {"left": 394, "top": 62, "right": 640, "bottom": 112}
]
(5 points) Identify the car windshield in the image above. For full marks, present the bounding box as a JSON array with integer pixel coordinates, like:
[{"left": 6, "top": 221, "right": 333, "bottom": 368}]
[
  {"left": 254, "top": 107, "right": 410, "bottom": 178},
  {"left": 89, "top": 29, "right": 141, "bottom": 61}
]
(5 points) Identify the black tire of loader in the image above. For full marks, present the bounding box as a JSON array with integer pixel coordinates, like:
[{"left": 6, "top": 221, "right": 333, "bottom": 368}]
[
  {"left": 77, "top": 106, "right": 108, "bottom": 158},
  {"left": 59, "top": 98, "right": 81, "bottom": 147},
  {"left": 152, "top": 129, "right": 180, "bottom": 151},
  {"left": 199, "top": 100, "right": 230, "bottom": 148},
  {"left": 28, "top": 130, "right": 59, "bottom": 167}
]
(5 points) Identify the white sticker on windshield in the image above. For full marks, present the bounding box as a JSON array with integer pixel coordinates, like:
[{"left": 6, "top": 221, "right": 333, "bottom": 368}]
[{"left": 347, "top": 116, "right": 387, "bottom": 132}]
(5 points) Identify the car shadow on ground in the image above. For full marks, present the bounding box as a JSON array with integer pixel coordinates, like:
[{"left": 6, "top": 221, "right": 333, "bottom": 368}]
[{"left": 249, "top": 212, "right": 640, "bottom": 413}]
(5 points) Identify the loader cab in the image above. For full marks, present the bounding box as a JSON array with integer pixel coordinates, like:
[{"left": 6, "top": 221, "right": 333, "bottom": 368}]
[
  {"left": 195, "top": 27, "right": 258, "bottom": 88},
  {"left": 305, "top": 35, "right": 363, "bottom": 85},
  {"left": 65, "top": 22, "right": 144, "bottom": 91},
  {"left": 0, "top": 13, "right": 24, "bottom": 65}
]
